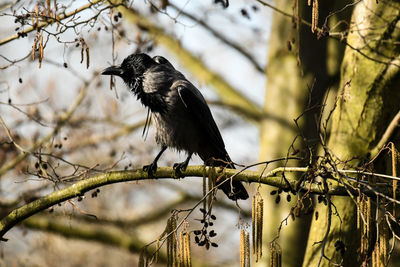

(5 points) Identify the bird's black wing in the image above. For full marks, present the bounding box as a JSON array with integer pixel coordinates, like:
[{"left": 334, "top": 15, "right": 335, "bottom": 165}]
[
  {"left": 175, "top": 81, "right": 249, "bottom": 200},
  {"left": 175, "top": 82, "right": 226, "bottom": 155}
]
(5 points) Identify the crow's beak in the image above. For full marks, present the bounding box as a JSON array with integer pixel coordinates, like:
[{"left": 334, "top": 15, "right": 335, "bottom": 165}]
[{"left": 101, "top": 65, "right": 124, "bottom": 76}]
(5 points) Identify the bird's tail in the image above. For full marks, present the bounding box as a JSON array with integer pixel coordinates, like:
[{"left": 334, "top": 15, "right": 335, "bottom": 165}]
[{"left": 207, "top": 154, "right": 249, "bottom": 201}]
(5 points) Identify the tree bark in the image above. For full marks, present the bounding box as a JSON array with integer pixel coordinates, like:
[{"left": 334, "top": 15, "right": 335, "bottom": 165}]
[
  {"left": 258, "top": 1, "right": 348, "bottom": 266},
  {"left": 303, "top": 1, "right": 400, "bottom": 266}
]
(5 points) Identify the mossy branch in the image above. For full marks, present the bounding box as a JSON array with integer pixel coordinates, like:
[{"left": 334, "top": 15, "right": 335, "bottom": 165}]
[{"left": 0, "top": 165, "right": 396, "bottom": 240}]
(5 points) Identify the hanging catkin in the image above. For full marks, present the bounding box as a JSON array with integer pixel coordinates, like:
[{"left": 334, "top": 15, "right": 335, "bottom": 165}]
[
  {"left": 240, "top": 229, "right": 250, "bottom": 267},
  {"left": 270, "top": 242, "right": 282, "bottom": 267},
  {"left": 311, "top": 0, "right": 319, "bottom": 33},
  {"left": 392, "top": 143, "right": 398, "bottom": 216},
  {"left": 252, "top": 194, "right": 263, "bottom": 262},
  {"left": 167, "top": 215, "right": 178, "bottom": 267}
]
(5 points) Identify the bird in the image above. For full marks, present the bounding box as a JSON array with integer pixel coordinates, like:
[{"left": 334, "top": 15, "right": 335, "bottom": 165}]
[{"left": 102, "top": 53, "right": 248, "bottom": 200}]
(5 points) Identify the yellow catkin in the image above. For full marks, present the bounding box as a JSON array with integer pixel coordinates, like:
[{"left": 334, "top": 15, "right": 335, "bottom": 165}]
[
  {"left": 308, "top": 0, "right": 311, "bottom": 6},
  {"left": 179, "top": 232, "right": 184, "bottom": 267},
  {"left": 54, "top": 0, "right": 57, "bottom": 18},
  {"left": 258, "top": 198, "right": 263, "bottom": 259},
  {"left": 172, "top": 218, "right": 178, "bottom": 266},
  {"left": 379, "top": 223, "right": 388, "bottom": 267},
  {"left": 245, "top": 231, "right": 250, "bottom": 267},
  {"left": 166, "top": 216, "right": 178, "bottom": 267},
  {"left": 392, "top": 143, "right": 397, "bottom": 216},
  {"left": 240, "top": 229, "right": 245, "bottom": 267},
  {"left": 357, "top": 195, "right": 360, "bottom": 230},
  {"left": 46, "top": 0, "right": 51, "bottom": 16},
  {"left": 39, "top": 34, "right": 44, "bottom": 68},
  {"left": 85, "top": 47, "right": 90, "bottom": 69},
  {"left": 184, "top": 233, "right": 191, "bottom": 267},
  {"left": 270, "top": 242, "right": 282, "bottom": 267},
  {"left": 252, "top": 195, "right": 256, "bottom": 254},
  {"left": 32, "top": 38, "right": 37, "bottom": 60},
  {"left": 167, "top": 218, "right": 172, "bottom": 266},
  {"left": 366, "top": 198, "right": 371, "bottom": 238},
  {"left": 311, "top": 0, "right": 318, "bottom": 33},
  {"left": 203, "top": 169, "right": 207, "bottom": 216},
  {"left": 80, "top": 46, "right": 84, "bottom": 64}
]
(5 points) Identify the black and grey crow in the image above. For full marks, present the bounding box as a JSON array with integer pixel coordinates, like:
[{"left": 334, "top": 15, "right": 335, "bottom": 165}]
[{"left": 102, "top": 53, "right": 248, "bottom": 200}]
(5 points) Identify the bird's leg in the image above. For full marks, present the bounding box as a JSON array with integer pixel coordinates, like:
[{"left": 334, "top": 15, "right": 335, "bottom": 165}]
[
  {"left": 143, "top": 146, "right": 167, "bottom": 177},
  {"left": 173, "top": 153, "right": 192, "bottom": 178}
]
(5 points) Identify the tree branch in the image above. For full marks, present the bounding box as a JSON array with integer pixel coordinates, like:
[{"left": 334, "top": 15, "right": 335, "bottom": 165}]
[
  {"left": 0, "top": 0, "right": 104, "bottom": 46},
  {"left": 370, "top": 109, "right": 400, "bottom": 158},
  {"left": 0, "top": 165, "right": 396, "bottom": 240},
  {"left": 23, "top": 214, "right": 162, "bottom": 259},
  {"left": 0, "top": 78, "right": 91, "bottom": 178}
]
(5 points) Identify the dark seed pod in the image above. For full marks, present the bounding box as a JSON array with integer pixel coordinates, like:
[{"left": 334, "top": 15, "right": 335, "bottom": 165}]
[
  {"left": 195, "top": 236, "right": 199, "bottom": 243},
  {"left": 270, "top": 190, "right": 277, "bottom": 195},
  {"left": 283, "top": 187, "right": 290, "bottom": 192},
  {"left": 35, "top": 162, "right": 39, "bottom": 169},
  {"left": 287, "top": 40, "right": 292, "bottom": 51},
  {"left": 210, "top": 214, "right": 216, "bottom": 220},
  {"left": 200, "top": 208, "right": 206, "bottom": 214},
  {"left": 63, "top": 62, "right": 68, "bottom": 68},
  {"left": 19, "top": 78, "right": 23, "bottom": 83},
  {"left": 209, "top": 230, "right": 216, "bottom": 237},
  {"left": 194, "top": 230, "right": 201, "bottom": 235},
  {"left": 209, "top": 222, "right": 214, "bottom": 226},
  {"left": 315, "top": 211, "right": 319, "bottom": 221},
  {"left": 275, "top": 195, "right": 281, "bottom": 204},
  {"left": 286, "top": 194, "right": 291, "bottom": 202},
  {"left": 204, "top": 222, "right": 208, "bottom": 227},
  {"left": 205, "top": 242, "right": 210, "bottom": 250},
  {"left": 198, "top": 240, "right": 205, "bottom": 246},
  {"left": 211, "top": 242, "right": 218, "bottom": 247}
]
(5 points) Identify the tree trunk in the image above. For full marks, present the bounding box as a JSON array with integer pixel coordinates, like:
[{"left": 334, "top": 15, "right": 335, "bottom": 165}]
[
  {"left": 303, "top": 1, "right": 400, "bottom": 266},
  {"left": 257, "top": 0, "right": 348, "bottom": 266}
]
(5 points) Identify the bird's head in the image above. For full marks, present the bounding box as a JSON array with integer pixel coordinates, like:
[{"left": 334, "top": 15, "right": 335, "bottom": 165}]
[{"left": 101, "top": 53, "right": 156, "bottom": 90}]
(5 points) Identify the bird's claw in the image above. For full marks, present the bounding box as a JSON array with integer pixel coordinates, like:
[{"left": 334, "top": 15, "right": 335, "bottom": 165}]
[
  {"left": 143, "top": 162, "right": 157, "bottom": 177},
  {"left": 173, "top": 162, "right": 188, "bottom": 178}
]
